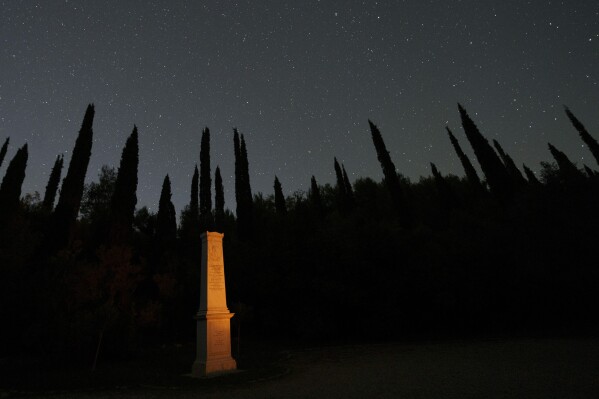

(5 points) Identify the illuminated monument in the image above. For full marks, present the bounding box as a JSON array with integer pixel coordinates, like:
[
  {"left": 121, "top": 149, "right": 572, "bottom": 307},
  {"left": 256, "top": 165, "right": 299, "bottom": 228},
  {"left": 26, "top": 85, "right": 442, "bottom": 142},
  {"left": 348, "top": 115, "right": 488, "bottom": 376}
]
[{"left": 191, "top": 232, "right": 237, "bottom": 377}]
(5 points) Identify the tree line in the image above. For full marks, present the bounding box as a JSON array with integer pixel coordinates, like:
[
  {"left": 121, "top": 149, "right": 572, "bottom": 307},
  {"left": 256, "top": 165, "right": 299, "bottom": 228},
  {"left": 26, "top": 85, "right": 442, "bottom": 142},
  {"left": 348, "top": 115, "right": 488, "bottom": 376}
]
[{"left": 0, "top": 103, "right": 598, "bottom": 363}]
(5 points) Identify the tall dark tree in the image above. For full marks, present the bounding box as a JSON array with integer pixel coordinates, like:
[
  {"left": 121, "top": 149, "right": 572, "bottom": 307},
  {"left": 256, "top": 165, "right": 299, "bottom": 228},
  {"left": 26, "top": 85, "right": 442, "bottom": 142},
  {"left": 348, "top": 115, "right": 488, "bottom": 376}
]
[
  {"left": 522, "top": 164, "right": 541, "bottom": 186},
  {"left": 190, "top": 164, "right": 199, "bottom": 222},
  {"left": 430, "top": 162, "right": 456, "bottom": 211},
  {"left": 234, "top": 130, "right": 253, "bottom": 239},
  {"left": 0, "top": 143, "right": 28, "bottom": 220},
  {"left": 234, "top": 129, "right": 242, "bottom": 218},
  {"left": 108, "top": 126, "right": 139, "bottom": 243},
  {"left": 342, "top": 164, "right": 355, "bottom": 207},
  {"left": 446, "top": 126, "right": 483, "bottom": 191},
  {"left": 547, "top": 142, "right": 585, "bottom": 183},
  {"left": 457, "top": 104, "right": 512, "bottom": 197},
  {"left": 273, "top": 176, "right": 286, "bottom": 216},
  {"left": 368, "top": 119, "right": 411, "bottom": 225},
  {"left": 156, "top": 175, "right": 177, "bottom": 246},
  {"left": 333, "top": 157, "right": 349, "bottom": 213},
  {"left": 309, "top": 175, "right": 323, "bottom": 215},
  {"left": 565, "top": 107, "right": 599, "bottom": 166},
  {"left": 214, "top": 166, "right": 225, "bottom": 232},
  {"left": 240, "top": 135, "right": 253, "bottom": 208},
  {"left": 0, "top": 137, "right": 8, "bottom": 168},
  {"left": 334, "top": 157, "right": 346, "bottom": 197},
  {"left": 199, "top": 127, "right": 213, "bottom": 231},
  {"left": 42, "top": 155, "right": 63, "bottom": 211},
  {"left": 51, "top": 104, "right": 95, "bottom": 250},
  {"left": 492, "top": 139, "right": 527, "bottom": 186}
]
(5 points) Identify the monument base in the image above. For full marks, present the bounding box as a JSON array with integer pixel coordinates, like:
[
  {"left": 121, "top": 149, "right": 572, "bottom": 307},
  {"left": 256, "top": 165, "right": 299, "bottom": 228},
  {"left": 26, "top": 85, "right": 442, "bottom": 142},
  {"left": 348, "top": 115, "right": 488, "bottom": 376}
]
[
  {"left": 192, "top": 357, "right": 238, "bottom": 377},
  {"left": 191, "top": 311, "right": 237, "bottom": 378}
]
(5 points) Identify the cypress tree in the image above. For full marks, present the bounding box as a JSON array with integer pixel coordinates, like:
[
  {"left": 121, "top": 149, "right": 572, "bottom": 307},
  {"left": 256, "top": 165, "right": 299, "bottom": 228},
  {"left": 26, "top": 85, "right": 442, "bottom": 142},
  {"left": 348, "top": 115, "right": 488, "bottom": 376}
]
[
  {"left": 334, "top": 157, "right": 346, "bottom": 197},
  {"left": 42, "top": 155, "right": 64, "bottom": 211},
  {"left": 522, "top": 164, "right": 541, "bottom": 186},
  {"left": 446, "top": 126, "right": 483, "bottom": 191},
  {"left": 309, "top": 175, "right": 323, "bottom": 215},
  {"left": 334, "top": 157, "right": 348, "bottom": 213},
  {"left": 458, "top": 104, "right": 512, "bottom": 197},
  {"left": 547, "top": 142, "right": 585, "bottom": 183},
  {"left": 233, "top": 129, "right": 242, "bottom": 219},
  {"left": 214, "top": 166, "right": 225, "bottom": 232},
  {"left": 108, "top": 126, "right": 139, "bottom": 243},
  {"left": 273, "top": 176, "right": 286, "bottom": 216},
  {"left": 240, "top": 135, "right": 253, "bottom": 210},
  {"left": 492, "top": 139, "right": 527, "bottom": 186},
  {"left": 199, "top": 127, "right": 213, "bottom": 231},
  {"left": 431, "top": 162, "right": 456, "bottom": 211},
  {"left": 156, "top": 175, "right": 177, "bottom": 246},
  {"left": 51, "top": 104, "right": 95, "bottom": 249},
  {"left": 342, "top": 164, "right": 355, "bottom": 207},
  {"left": 565, "top": 107, "right": 599, "bottom": 166},
  {"left": 190, "top": 164, "right": 199, "bottom": 222},
  {"left": 0, "top": 137, "right": 8, "bottom": 168},
  {"left": 368, "top": 119, "right": 411, "bottom": 226},
  {"left": 234, "top": 131, "right": 253, "bottom": 238},
  {"left": 0, "top": 143, "right": 28, "bottom": 220}
]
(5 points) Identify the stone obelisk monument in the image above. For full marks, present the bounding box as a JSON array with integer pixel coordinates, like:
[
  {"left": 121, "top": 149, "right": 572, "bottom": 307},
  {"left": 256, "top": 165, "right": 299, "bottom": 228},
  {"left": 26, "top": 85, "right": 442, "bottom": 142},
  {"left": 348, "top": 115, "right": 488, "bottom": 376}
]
[{"left": 192, "top": 232, "right": 237, "bottom": 377}]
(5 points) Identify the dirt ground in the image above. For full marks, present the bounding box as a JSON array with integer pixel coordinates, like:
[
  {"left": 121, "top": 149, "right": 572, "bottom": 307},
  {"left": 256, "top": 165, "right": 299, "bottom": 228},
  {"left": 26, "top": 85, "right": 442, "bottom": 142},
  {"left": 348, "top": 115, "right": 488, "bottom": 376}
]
[{"left": 4, "top": 337, "right": 599, "bottom": 398}]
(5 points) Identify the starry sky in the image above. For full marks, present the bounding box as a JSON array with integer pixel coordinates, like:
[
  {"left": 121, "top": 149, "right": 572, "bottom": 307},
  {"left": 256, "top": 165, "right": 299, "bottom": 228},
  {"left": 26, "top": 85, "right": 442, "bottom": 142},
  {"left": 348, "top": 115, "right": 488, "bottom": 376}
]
[{"left": 1, "top": 1, "right": 598, "bottom": 214}]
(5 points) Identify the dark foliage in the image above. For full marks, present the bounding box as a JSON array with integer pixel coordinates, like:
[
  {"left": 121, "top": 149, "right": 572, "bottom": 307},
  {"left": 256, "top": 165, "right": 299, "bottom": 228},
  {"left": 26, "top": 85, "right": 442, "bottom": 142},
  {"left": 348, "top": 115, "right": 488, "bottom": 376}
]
[
  {"left": 3, "top": 103, "right": 599, "bottom": 364},
  {"left": 42, "top": 155, "right": 63, "bottom": 211},
  {"left": 156, "top": 175, "right": 177, "bottom": 248},
  {"left": 368, "top": 119, "right": 411, "bottom": 226},
  {"left": 214, "top": 166, "right": 225, "bottom": 232},
  {"left": 273, "top": 176, "right": 286, "bottom": 216},
  {"left": 446, "top": 126, "right": 484, "bottom": 191},
  {"left": 309, "top": 175, "right": 323, "bottom": 215},
  {"left": 547, "top": 142, "right": 585, "bottom": 184},
  {"left": 492, "top": 139, "right": 527, "bottom": 186},
  {"left": 458, "top": 104, "right": 512, "bottom": 197},
  {"left": 0, "top": 143, "right": 28, "bottom": 221},
  {"left": 565, "top": 106, "right": 599, "bottom": 166},
  {"left": 0, "top": 137, "right": 9, "bottom": 168},
  {"left": 199, "top": 127, "right": 213, "bottom": 231},
  {"left": 234, "top": 130, "right": 253, "bottom": 239},
  {"left": 50, "top": 104, "right": 95, "bottom": 251},
  {"left": 342, "top": 164, "right": 355, "bottom": 208},
  {"left": 108, "top": 126, "right": 139, "bottom": 244},
  {"left": 523, "top": 163, "right": 541, "bottom": 186}
]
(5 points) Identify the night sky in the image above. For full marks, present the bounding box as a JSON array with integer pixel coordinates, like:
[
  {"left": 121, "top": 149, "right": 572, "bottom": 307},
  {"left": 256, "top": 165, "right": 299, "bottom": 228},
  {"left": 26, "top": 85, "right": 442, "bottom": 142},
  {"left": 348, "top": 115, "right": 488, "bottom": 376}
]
[{"left": 1, "top": 1, "right": 598, "bottom": 214}]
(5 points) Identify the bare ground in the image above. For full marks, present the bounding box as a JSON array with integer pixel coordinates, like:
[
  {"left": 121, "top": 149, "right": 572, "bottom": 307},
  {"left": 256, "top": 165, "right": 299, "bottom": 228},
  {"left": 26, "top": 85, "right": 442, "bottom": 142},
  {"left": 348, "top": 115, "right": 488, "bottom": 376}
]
[{"left": 3, "top": 337, "right": 599, "bottom": 398}]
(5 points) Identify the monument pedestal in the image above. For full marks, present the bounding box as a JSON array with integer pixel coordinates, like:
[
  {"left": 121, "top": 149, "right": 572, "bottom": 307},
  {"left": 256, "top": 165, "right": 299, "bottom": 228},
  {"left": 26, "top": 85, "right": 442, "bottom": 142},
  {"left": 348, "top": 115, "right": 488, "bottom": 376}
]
[
  {"left": 192, "top": 312, "right": 237, "bottom": 376},
  {"left": 191, "top": 232, "right": 237, "bottom": 377}
]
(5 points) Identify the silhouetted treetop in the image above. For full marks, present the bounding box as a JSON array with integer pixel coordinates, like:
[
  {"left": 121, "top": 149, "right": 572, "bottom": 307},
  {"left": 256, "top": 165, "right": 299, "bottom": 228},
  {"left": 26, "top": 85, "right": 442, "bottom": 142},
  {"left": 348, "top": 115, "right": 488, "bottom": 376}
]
[
  {"left": 42, "top": 155, "right": 63, "bottom": 211},
  {"left": 492, "top": 139, "right": 527, "bottom": 186},
  {"left": 457, "top": 104, "right": 512, "bottom": 198},
  {"left": 199, "top": 127, "right": 213, "bottom": 230},
  {"left": 50, "top": 103, "right": 95, "bottom": 250},
  {"left": 156, "top": 174, "right": 177, "bottom": 246},
  {"left": 0, "top": 137, "right": 9, "bottom": 169},
  {"left": 547, "top": 142, "right": 585, "bottom": 183},
  {"left": 274, "top": 176, "right": 286, "bottom": 216},
  {"left": 109, "top": 125, "right": 139, "bottom": 243},
  {"left": 446, "top": 126, "right": 483, "bottom": 191},
  {"left": 565, "top": 106, "right": 599, "bottom": 167},
  {"left": 214, "top": 166, "right": 225, "bottom": 232},
  {"left": 522, "top": 163, "right": 541, "bottom": 186},
  {"left": 368, "top": 119, "right": 412, "bottom": 226},
  {"left": 0, "top": 143, "right": 28, "bottom": 219}
]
